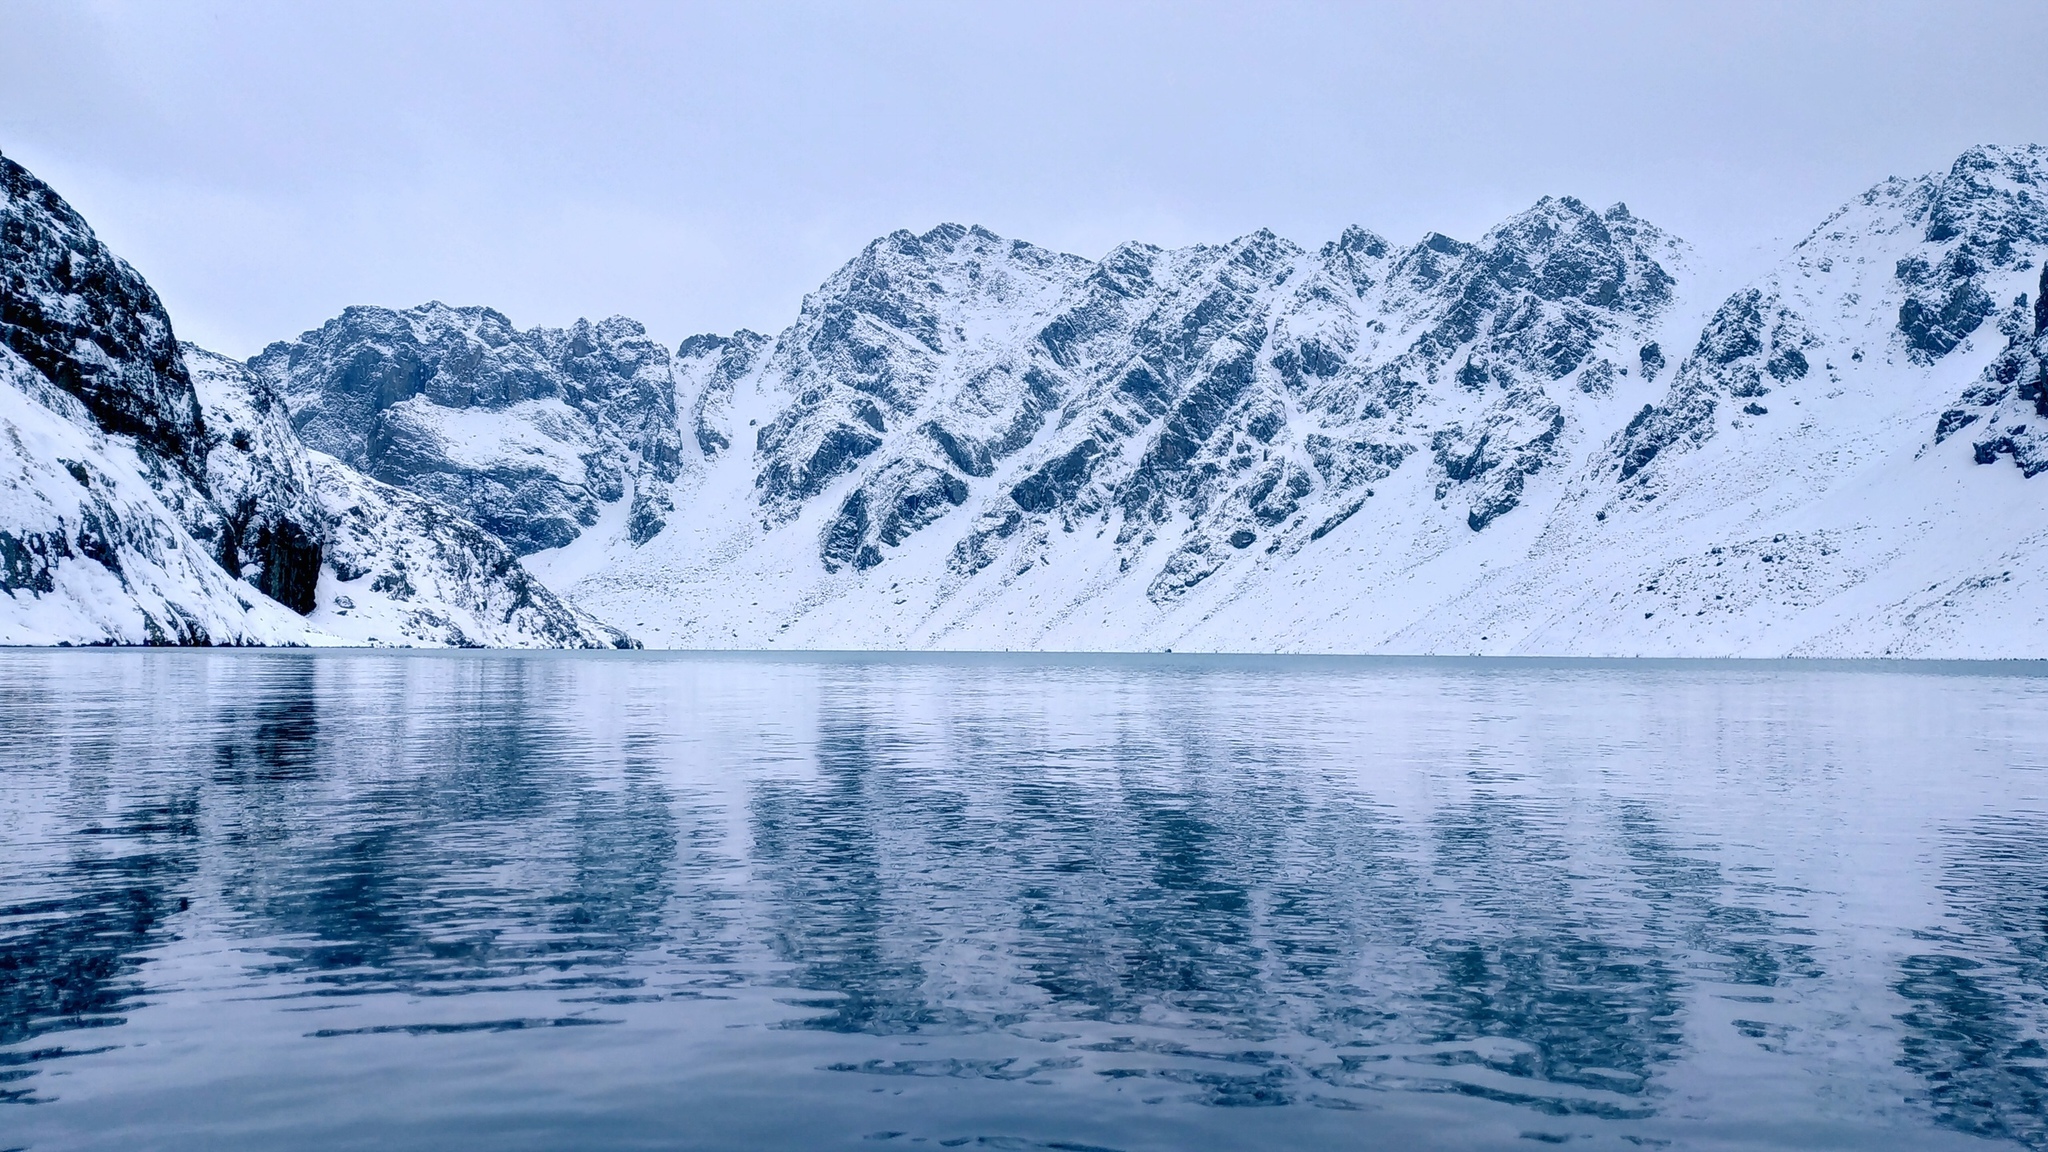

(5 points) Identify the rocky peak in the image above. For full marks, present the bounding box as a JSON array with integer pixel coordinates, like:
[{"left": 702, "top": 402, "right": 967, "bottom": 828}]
[
  {"left": 1387, "top": 231, "right": 1472, "bottom": 294},
  {"left": 1896, "top": 144, "right": 2048, "bottom": 362},
  {"left": 1924, "top": 144, "right": 2048, "bottom": 254},
  {"left": 1359, "top": 199, "right": 1683, "bottom": 530},
  {"left": 752, "top": 224, "right": 1092, "bottom": 512},
  {"left": 1319, "top": 225, "right": 1393, "bottom": 297},
  {"left": 253, "top": 301, "right": 684, "bottom": 554},
  {"left": 1352, "top": 197, "right": 1683, "bottom": 400},
  {"left": 0, "top": 151, "right": 205, "bottom": 469},
  {"left": 1613, "top": 145, "right": 2047, "bottom": 498},
  {"left": 1469, "top": 196, "right": 1677, "bottom": 315},
  {"left": 779, "top": 195, "right": 1694, "bottom": 593},
  {"left": 261, "top": 302, "right": 580, "bottom": 430},
  {"left": 773, "top": 222, "right": 1090, "bottom": 401}
]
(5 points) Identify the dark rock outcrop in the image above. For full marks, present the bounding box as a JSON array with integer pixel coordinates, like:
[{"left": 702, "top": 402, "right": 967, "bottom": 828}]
[
  {"left": 1897, "top": 145, "right": 2048, "bottom": 363},
  {"left": 1, "top": 149, "right": 332, "bottom": 632},
  {"left": 184, "top": 348, "right": 327, "bottom": 614},
  {"left": 252, "top": 304, "right": 685, "bottom": 555},
  {"left": 0, "top": 153, "right": 206, "bottom": 468},
  {"left": 0, "top": 149, "right": 629, "bottom": 647},
  {"left": 1939, "top": 262, "right": 2048, "bottom": 476}
]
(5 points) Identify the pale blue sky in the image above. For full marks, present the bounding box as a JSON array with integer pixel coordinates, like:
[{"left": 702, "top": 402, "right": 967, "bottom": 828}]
[{"left": 3, "top": 0, "right": 2045, "bottom": 356}]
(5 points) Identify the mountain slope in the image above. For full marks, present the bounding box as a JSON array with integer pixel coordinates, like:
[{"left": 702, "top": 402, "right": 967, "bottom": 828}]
[
  {"left": 13, "top": 143, "right": 2047, "bottom": 655},
  {"left": 2, "top": 150, "right": 314, "bottom": 644},
  {"left": 558, "top": 199, "right": 1692, "bottom": 647},
  {"left": 190, "top": 349, "right": 634, "bottom": 649},
  {"left": 537, "top": 146, "right": 2047, "bottom": 656},
  {"left": 0, "top": 343, "right": 307, "bottom": 644},
  {"left": 1356, "top": 143, "right": 2048, "bottom": 657},
  {"left": 0, "top": 150, "right": 634, "bottom": 648},
  {"left": 250, "top": 303, "right": 684, "bottom": 555}
]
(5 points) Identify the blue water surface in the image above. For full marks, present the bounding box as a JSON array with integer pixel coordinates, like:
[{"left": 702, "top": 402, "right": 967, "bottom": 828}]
[{"left": 1, "top": 651, "right": 2045, "bottom": 1151}]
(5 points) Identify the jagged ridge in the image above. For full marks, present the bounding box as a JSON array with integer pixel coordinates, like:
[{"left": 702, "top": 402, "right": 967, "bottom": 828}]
[{"left": 0, "top": 150, "right": 636, "bottom": 648}]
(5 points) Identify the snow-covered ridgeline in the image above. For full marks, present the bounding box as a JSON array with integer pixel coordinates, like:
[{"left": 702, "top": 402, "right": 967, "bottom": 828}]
[
  {"left": 536, "top": 146, "right": 2048, "bottom": 656},
  {"left": 0, "top": 150, "right": 633, "bottom": 648},
  {"left": 7, "top": 143, "right": 2048, "bottom": 654}
]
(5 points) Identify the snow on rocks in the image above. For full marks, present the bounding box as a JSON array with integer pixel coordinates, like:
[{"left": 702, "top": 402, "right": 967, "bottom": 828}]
[
  {"left": 0, "top": 148, "right": 635, "bottom": 648},
  {"left": 11, "top": 142, "right": 2048, "bottom": 655},
  {"left": 0, "top": 345, "right": 306, "bottom": 645},
  {"left": 570, "top": 199, "right": 1692, "bottom": 648},
  {"left": 564, "top": 149, "right": 2048, "bottom": 657},
  {"left": 1937, "top": 261, "right": 2048, "bottom": 475},
  {"left": 304, "top": 453, "right": 634, "bottom": 649},
  {"left": 251, "top": 303, "right": 684, "bottom": 555}
]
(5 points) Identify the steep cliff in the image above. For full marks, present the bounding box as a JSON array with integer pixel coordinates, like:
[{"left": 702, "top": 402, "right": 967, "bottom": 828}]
[{"left": 0, "top": 151, "right": 633, "bottom": 647}]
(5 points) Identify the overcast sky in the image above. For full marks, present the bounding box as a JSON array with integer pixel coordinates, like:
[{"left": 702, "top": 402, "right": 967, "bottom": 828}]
[{"left": 3, "top": 0, "right": 2045, "bottom": 357}]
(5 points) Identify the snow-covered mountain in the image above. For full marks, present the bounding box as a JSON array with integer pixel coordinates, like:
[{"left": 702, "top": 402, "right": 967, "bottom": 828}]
[
  {"left": 0, "top": 151, "right": 632, "bottom": 648},
  {"left": 250, "top": 304, "right": 684, "bottom": 554},
  {"left": 8, "top": 143, "right": 2047, "bottom": 654},
  {"left": 517, "top": 145, "right": 2044, "bottom": 656}
]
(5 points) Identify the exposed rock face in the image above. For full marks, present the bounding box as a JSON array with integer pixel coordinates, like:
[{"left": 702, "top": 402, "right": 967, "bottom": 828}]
[
  {"left": 15, "top": 140, "right": 2048, "bottom": 656},
  {"left": 1896, "top": 145, "right": 2048, "bottom": 362},
  {"left": 1610, "top": 285, "right": 1818, "bottom": 485},
  {"left": 1937, "top": 261, "right": 2048, "bottom": 475},
  {"left": 679, "top": 200, "right": 1683, "bottom": 603},
  {"left": 251, "top": 304, "right": 685, "bottom": 555},
  {"left": 190, "top": 348, "right": 634, "bottom": 648},
  {"left": 184, "top": 347, "right": 325, "bottom": 613},
  {"left": 1, "top": 148, "right": 315, "bottom": 641},
  {"left": 1611, "top": 144, "right": 2048, "bottom": 494},
  {"left": 1, "top": 149, "right": 341, "bottom": 622},
  {"left": 0, "top": 149, "right": 633, "bottom": 647},
  {"left": 0, "top": 343, "right": 301, "bottom": 645},
  {"left": 751, "top": 225, "right": 1089, "bottom": 515},
  {"left": 676, "top": 329, "right": 770, "bottom": 460},
  {"left": 0, "top": 153, "right": 206, "bottom": 467},
  {"left": 561, "top": 145, "right": 2048, "bottom": 656}
]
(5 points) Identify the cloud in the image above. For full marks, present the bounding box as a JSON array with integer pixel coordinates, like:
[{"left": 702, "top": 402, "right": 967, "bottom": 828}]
[{"left": 3, "top": 0, "right": 2044, "bottom": 356}]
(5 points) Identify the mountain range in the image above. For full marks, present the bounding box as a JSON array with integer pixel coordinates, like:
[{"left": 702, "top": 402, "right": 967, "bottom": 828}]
[{"left": 4, "top": 144, "right": 2045, "bottom": 655}]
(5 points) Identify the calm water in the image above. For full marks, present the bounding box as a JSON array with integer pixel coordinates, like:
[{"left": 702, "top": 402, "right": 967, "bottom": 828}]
[{"left": 2, "top": 652, "right": 2045, "bottom": 1151}]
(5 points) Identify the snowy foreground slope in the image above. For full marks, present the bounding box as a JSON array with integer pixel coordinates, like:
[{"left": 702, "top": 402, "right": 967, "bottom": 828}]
[
  {"left": 0, "top": 151, "right": 631, "bottom": 647},
  {"left": 8, "top": 145, "right": 2048, "bottom": 654},
  {"left": 522, "top": 145, "right": 2048, "bottom": 656}
]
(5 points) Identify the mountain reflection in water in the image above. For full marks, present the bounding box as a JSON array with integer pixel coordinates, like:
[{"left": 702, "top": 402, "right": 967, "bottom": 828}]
[{"left": 1, "top": 651, "right": 2044, "bottom": 1151}]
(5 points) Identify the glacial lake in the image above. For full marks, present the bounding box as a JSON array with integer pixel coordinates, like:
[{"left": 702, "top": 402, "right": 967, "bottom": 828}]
[{"left": 2, "top": 651, "right": 2045, "bottom": 1151}]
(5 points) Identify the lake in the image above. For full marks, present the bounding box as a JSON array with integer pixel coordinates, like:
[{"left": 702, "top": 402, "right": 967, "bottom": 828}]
[{"left": 2, "top": 651, "right": 2045, "bottom": 1150}]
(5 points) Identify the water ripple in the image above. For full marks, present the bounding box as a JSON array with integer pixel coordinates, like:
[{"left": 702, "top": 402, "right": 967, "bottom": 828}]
[{"left": 0, "top": 651, "right": 2044, "bottom": 1150}]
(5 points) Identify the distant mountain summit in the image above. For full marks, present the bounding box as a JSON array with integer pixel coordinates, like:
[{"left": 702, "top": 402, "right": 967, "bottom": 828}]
[
  {"left": 563, "top": 197, "right": 1694, "bottom": 642},
  {"left": 6, "top": 145, "right": 2047, "bottom": 654},
  {"left": 674, "top": 198, "right": 1684, "bottom": 601},
  {"left": 251, "top": 303, "right": 684, "bottom": 554}
]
